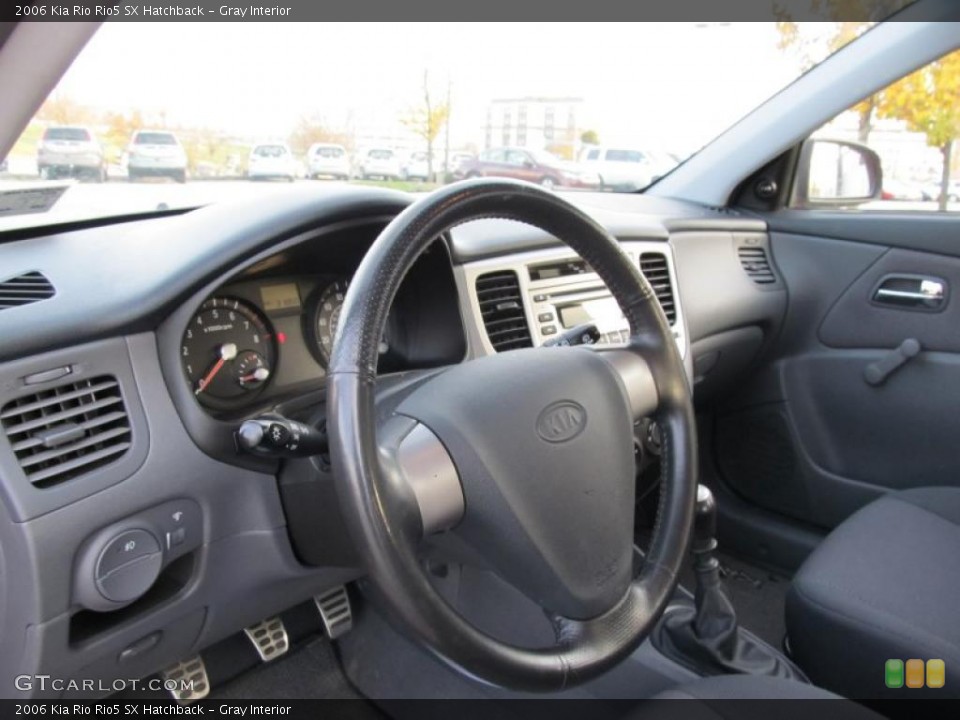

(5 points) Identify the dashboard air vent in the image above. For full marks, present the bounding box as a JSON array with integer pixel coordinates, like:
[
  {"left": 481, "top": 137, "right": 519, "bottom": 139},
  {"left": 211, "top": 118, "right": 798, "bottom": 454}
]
[
  {"left": 737, "top": 246, "right": 777, "bottom": 285},
  {"left": 1, "top": 376, "right": 131, "bottom": 488},
  {"left": 639, "top": 253, "right": 677, "bottom": 325},
  {"left": 475, "top": 271, "right": 532, "bottom": 352},
  {"left": 0, "top": 271, "right": 55, "bottom": 310}
]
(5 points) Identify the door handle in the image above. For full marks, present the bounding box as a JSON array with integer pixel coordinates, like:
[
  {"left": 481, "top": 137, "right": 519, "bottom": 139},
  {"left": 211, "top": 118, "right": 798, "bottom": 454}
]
[{"left": 872, "top": 276, "right": 946, "bottom": 310}]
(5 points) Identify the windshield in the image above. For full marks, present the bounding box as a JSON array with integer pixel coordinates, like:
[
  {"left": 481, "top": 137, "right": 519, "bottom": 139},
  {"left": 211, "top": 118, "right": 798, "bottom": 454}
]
[{"left": 0, "top": 21, "right": 883, "bottom": 229}]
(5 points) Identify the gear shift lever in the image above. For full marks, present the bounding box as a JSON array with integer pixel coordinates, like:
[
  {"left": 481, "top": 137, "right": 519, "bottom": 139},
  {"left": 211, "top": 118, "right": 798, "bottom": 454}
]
[{"left": 653, "top": 485, "right": 807, "bottom": 681}]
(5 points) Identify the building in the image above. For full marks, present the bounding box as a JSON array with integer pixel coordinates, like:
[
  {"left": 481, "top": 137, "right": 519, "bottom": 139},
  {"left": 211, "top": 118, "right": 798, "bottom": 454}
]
[{"left": 484, "top": 97, "right": 583, "bottom": 159}]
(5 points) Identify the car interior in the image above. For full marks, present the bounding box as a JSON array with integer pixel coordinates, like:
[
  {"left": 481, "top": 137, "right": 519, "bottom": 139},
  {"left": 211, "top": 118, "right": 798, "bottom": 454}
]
[{"left": 0, "top": 5, "right": 958, "bottom": 712}]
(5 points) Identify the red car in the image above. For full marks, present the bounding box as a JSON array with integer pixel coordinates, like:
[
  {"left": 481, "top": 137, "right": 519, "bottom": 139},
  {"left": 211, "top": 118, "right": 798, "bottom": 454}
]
[{"left": 454, "top": 146, "right": 600, "bottom": 190}]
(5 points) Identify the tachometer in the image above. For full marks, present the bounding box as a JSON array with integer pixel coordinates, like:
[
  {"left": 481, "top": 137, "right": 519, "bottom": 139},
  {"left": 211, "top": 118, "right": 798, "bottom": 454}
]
[{"left": 181, "top": 296, "right": 276, "bottom": 407}]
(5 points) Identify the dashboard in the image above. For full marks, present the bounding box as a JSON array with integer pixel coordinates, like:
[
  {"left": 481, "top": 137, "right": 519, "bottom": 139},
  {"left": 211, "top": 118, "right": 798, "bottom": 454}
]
[{"left": 0, "top": 185, "right": 784, "bottom": 698}]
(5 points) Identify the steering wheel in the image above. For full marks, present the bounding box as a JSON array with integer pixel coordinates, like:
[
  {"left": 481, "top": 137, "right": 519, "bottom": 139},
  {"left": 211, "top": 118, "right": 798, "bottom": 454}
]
[{"left": 327, "top": 178, "right": 697, "bottom": 692}]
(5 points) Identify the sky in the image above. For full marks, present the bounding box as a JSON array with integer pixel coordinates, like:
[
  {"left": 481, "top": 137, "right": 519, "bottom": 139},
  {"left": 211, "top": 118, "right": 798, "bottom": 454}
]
[{"left": 51, "top": 22, "right": 819, "bottom": 156}]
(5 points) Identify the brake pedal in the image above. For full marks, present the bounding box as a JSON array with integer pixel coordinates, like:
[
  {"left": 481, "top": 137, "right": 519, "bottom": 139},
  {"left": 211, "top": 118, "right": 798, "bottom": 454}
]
[
  {"left": 314, "top": 586, "right": 353, "bottom": 639},
  {"left": 161, "top": 655, "right": 210, "bottom": 702},
  {"left": 244, "top": 616, "right": 290, "bottom": 662}
]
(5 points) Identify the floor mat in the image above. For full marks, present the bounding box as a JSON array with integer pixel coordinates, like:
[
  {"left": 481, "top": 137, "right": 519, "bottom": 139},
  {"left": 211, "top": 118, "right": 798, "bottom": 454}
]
[{"left": 212, "top": 636, "right": 380, "bottom": 710}]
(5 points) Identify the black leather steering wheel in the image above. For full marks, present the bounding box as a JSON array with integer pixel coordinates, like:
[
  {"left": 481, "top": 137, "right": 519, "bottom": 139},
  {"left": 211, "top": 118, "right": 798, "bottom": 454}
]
[{"left": 327, "top": 178, "right": 697, "bottom": 692}]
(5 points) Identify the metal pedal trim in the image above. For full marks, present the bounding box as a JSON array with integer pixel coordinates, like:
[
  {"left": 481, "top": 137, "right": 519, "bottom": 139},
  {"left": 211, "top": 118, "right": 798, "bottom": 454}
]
[
  {"left": 314, "top": 585, "right": 353, "bottom": 639},
  {"left": 160, "top": 655, "right": 210, "bottom": 702},
  {"left": 244, "top": 616, "right": 290, "bottom": 662}
]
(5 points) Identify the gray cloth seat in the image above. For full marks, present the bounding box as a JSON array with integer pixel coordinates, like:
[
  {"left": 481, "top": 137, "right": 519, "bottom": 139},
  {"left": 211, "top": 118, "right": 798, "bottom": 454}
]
[{"left": 786, "top": 486, "right": 960, "bottom": 699}]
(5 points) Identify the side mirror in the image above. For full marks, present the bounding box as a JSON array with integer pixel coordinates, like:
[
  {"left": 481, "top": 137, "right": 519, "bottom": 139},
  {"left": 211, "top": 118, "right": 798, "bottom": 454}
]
[{"left": 793, "top": 139, "right": 883, "bottom": 208}]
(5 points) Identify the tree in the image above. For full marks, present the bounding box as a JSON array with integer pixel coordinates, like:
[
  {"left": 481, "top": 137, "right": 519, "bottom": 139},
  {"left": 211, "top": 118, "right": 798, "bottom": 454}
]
[
  {"left": 877, "top": 50, "right": 960, "bottom": 211},
  {"left": 288, "top": 114, "right": 353, "bottom": 157},
  {"left": 35, "top": 94, "right": 95, "bottom": 126},
  {"left": 580, "top": 129, "right": 600, "bottom": 146},
  {"left": 400, "top": 70, "right": 449, "bottom": 182}
]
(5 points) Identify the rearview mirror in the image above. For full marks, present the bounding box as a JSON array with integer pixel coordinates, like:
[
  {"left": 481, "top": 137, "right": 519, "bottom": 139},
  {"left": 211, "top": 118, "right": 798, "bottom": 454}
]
[{"left": 793, "top": 139, "right": 883, "bottom": 208}]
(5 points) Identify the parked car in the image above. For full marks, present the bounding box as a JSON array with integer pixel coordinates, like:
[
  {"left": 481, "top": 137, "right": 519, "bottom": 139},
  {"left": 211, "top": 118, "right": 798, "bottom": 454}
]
[
  {"left": 880, "top": 178, "right": 927, "bottom": 201},
  {"left": 36, "top": 125, "right": 106, "bottom": 182},
  {"left": 356, "top": 148, "right": 401, "bottom": 180},
  {"left": 578, "top": 146, "right": 674, "bottom": 191},
  {"left": 401, "top": 151, "right": 430, "bottom": 181},
  {"left": 126, "top": 129, "right": 187, "bottom": 183},
  {"left": 454, "top": 147, "right": 600, "bottom": 190},
  {"left": 307, "top": 143, "right": 350, "bottom": 180},
  {"left": 248, "top": 143, "right": 297, "bottom": 182}
]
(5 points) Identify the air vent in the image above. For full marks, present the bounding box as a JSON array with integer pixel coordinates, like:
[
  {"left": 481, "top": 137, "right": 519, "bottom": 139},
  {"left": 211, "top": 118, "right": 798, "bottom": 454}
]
[
  {"left": 0, "top": 272, "right": 55, "bottom": 310},
  {"left": 737, "top": 246, "right": 777, "bottom": 285},
  {"left": 639, "top": 253, "right": 677, "bottom": 325},
  {"left": 1, "top": 376, "right": 131, "bottom": 488},
  {"left": 475, "top": 271, "right": 532, "bottom": 352}
]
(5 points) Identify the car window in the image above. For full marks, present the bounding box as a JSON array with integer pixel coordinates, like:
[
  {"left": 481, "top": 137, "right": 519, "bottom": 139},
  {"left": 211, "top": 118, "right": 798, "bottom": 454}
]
[
  {"left": 253, "top": 145, "right": 288, "bottom": 157},
  {"left": 134, "top": 132, "right": 178, "bottom": 145},
  {"left": 586, "top": 149, "right": 600, "bottom": 161},
  {"left": 369, "top": 149, "right": 393, "bottom": 159},
  {"left": 605, "top": 149, "right": 645, "bottom": 163},
  {"left": 505, "top": 150, "right": 529, "bottom": 167},
  {"left": 43, "top": 127, "right": 91, "bottom": 142},
  {"left": 482, "top": 149, "right": 505, "bottom": 163},
  {"left": 797, "top": 49, "right": 960, "bottom": 213},
  {"left": 315, "top": 147, "right": 344, "bottom": 158}
]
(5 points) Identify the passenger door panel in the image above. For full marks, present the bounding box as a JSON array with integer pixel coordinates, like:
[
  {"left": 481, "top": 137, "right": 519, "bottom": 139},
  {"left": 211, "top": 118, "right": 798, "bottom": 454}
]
[{"left": 716, "top": 214, "right": 960, "bottom": 530}]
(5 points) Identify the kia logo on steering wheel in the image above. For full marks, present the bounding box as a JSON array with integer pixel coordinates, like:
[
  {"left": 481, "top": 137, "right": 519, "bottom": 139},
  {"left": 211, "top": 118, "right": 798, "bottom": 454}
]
[{"left": 536, "top": 401, "right": 588, "bottom": 443}]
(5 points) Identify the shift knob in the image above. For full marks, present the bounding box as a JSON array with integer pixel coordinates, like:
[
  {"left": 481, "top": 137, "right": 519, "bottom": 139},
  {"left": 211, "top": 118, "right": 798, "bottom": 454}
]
[{"left": 691, "top": 484, "right": 717, "bottom": 555}]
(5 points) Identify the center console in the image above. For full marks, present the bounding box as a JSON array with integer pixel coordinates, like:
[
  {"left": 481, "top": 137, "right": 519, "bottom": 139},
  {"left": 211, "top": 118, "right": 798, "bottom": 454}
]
[{"left": 457, "top": 241, "right": 687, "bottom": 361}]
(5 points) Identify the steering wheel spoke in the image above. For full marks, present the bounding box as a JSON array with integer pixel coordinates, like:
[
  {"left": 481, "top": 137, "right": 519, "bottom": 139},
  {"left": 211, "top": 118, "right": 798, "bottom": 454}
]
[{"left": 594, "top": 346, "right": 660, "bottom": 420}]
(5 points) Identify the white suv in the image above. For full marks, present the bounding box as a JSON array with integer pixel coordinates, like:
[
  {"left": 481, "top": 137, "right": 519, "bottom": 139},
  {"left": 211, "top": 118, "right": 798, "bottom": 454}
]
[
  {"left": 248, "top": 143, "right": 297, "bottom": 182},
  {"left": 307, "top": 143, "right": 350, "bottom": 180},
  {"left": 126, "top": 130, "right": 188, "bottom": 183},
  {"left": 37, "top": 125, "right": 106, "bottom": 182},
  {"left": 578, "top": 146, "right": 672, "bottom": 192},
  {"left": 356, "top": 148, "right": 400, "bottom": 181}
]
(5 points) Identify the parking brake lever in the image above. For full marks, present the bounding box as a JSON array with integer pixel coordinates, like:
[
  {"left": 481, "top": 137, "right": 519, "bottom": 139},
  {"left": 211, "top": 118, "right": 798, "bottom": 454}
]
[{"left": 864, "top": 338, "right": 921, "bottom": 387}]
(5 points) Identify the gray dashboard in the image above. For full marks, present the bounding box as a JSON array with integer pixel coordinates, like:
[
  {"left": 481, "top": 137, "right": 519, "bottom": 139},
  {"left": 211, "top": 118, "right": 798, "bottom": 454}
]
[{"left": 0, "top": 185, "right": 783, "bottom": 697}]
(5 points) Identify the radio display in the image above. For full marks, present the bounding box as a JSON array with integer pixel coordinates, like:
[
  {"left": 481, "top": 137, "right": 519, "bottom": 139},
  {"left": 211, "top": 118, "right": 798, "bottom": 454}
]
[
  {"left": 530, "top": 259, "right": 592, "bottom": 282},
  {"left": 557, "top": 297, "right": 624, "bottom": 331}
]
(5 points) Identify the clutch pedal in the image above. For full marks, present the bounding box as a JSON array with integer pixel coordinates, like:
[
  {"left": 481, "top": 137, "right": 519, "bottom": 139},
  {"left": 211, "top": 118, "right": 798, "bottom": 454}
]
[
  {"left": 244, "top": 616, "right": 290, "bottom": 662},
  {"left": 314, "top": 586, "right": 353, "bottom": 639},
  {"left": 161, "top": 655, "right": 210, "bottom": 702}
]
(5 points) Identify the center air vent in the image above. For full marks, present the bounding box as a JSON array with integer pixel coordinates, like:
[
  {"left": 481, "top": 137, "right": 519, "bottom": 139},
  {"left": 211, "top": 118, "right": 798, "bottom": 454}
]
[
  {"left": 639, "top": 253, "right": 677, "bottom": 325},
  {"left": 0, "top": 271, "right": 55, "bottom": 310},
  {"left": 737, "top": 246, "right": 777, "bottom": 285},
  {"left": 1, "top": 376, "right": 131, "bottom": 488},
  {"left": 475, "top": 271, "right": 532, "bottom": 352}
]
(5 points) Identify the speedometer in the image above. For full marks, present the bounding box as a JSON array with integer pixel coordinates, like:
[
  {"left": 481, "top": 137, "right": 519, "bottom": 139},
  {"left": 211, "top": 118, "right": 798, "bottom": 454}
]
[
  {"left": 181, "top": 296, "right": 276, "bottom": 408},
  {"left": 308, "top": 278, "right": 390, "bottom": 366},
  {"left": 310, "top": 279, "right": 349, "bottom": 365}
]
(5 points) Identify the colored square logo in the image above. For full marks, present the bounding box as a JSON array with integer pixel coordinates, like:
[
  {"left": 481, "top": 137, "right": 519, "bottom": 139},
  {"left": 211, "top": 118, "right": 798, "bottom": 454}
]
[
  {"left": 885, "top": 659, "right": 904, "bottom": 688},
  {"left": 927, "top": 659, "right": 945, "bottom": 689},
  {"left": 906, "top": 659, "right": 925, "bottom": 688}
]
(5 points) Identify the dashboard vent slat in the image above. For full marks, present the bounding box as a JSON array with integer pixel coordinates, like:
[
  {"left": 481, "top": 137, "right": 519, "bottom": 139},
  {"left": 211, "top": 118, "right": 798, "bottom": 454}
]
[
  {"left": 639, "top": 253, "right": 677, "bottom": 326},
  {"left": 0, "top": 272, "right": 55, "bottom": 310},
  {"left": 475, "top": 271, "right": 532, "bottom": 352},
  {"left": 1, "top": 375, "right": 131, "bottom": 488},
  {"left": 737, "top": 246, "right": 777, "bottom": 285}
]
